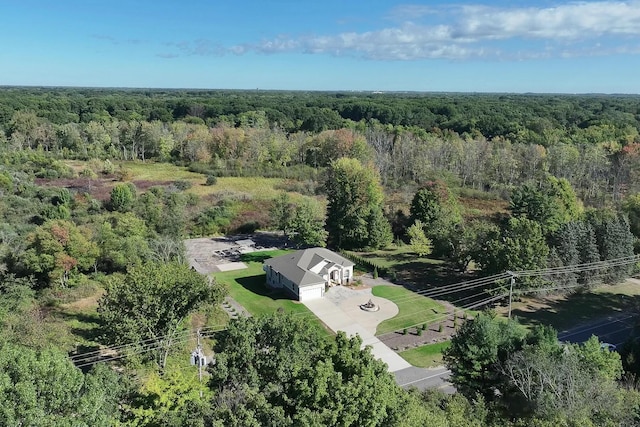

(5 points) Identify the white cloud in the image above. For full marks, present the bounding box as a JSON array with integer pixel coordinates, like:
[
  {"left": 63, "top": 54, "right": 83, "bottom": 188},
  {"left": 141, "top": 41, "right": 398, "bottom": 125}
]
[{"left": 163, "top": 1, "right": 640, "bottom": 60}]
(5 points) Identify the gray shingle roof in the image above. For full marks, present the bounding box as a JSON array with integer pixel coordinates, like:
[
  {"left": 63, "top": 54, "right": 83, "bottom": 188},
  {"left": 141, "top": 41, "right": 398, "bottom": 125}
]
[{"left": 263, "top": 248, "right": 354, "bottom": 287}]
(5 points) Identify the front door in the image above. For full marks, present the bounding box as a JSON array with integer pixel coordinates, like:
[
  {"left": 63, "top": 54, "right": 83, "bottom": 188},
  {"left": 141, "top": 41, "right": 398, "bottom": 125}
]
[{"left": 330, "top": 270, "right": 339, "bottom": 284}]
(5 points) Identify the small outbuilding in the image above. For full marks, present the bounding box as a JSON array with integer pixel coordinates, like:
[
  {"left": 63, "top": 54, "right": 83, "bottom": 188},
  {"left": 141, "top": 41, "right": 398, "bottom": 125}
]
[{"left": 263, "top": 248, "right": 355, "bottom": 301}]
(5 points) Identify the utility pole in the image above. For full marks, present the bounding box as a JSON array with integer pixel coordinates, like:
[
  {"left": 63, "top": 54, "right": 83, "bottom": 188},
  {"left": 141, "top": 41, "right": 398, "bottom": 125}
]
[
  {"left": 507, "top": 271, "right": 516, "bottom": 319},
  {"left": 191, "top": 329, "right": 205, "bottom": 398},
  {"left": 197, "top": 329, "right": 202, "bottom": 393}
]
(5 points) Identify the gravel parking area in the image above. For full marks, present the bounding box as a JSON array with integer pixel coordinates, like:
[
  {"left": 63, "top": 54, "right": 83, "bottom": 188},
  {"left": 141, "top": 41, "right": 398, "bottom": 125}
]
[{"left": 184, "top": 232, "right": 285, "bottom": 274}]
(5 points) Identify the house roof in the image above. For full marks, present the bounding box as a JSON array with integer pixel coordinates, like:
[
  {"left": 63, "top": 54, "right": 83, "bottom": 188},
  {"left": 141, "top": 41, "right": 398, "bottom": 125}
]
[{"left": 263, "top": 248, "right": 354, "bottom": 287}]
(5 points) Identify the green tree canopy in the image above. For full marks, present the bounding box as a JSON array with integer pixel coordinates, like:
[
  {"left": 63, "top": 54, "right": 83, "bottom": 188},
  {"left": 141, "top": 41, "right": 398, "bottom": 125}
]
[
  {"left": 510, "top": 175, "right": 581, "bottom": 234},
  {"left": 108, "top": 182, "right": 137, "bottom": 213},
  {"left": 444, "top": 311, "right": 527, "bottom": 400},
  {"left": 0, "top": 342, "right": 126, "bottom": 427},
  {"left": 325, "top": 157, "right": 391, "bottom": 250},
  {"left": 98, "top": 262, "right": 226, "bottom": 368},
  {"left": 475, "top": 217, "right": 550, "bottom": 280},
  {"left": 287, "top": 198, "right": 328, "bottom": 247},
  {"left": 406, "top": 220, "right": 433, "bottom": 257},
  {"left": 20, "top": 219, "right": 99, "bottom": 287},
  {"left": 409, "top": 180, "right": 462, "bottom": 255},
  {"left": 208, "top": 312, "right": 417, "bottom": 426}
]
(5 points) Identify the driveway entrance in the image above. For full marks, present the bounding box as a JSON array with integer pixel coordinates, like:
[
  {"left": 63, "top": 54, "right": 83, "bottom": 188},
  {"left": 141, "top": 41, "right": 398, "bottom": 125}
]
[{"left": 302, "top": 286, "right": 411, "bottom": 372}]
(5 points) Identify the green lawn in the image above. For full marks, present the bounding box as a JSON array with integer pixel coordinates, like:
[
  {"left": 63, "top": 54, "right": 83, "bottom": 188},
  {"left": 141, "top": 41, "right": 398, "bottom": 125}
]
[
  {"left": 213, "top": 250, "right": 330, "bottom": 335},
  {"left": 372, "top": 285, "right": 448, "bottom": 335},
  {"left": 399, "top": 341, "right": 451, "bottom": 368},
  {"left": 356, "top": 245, "right": 466, "bottom": 288}
]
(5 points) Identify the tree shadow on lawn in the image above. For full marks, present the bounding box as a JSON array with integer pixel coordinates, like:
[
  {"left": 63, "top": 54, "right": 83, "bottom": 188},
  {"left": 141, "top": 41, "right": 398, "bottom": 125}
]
[
  {"left": 392, "top": 261, "right": 477, "bottom": 289},
  {"left": 56, "top": 310, "right": 104, "bottom": 343},
  {"left": 240, "top": 251, "right": 289, "bottom": 264},
  {"left": 510, "top": 291, "right": 640, "bottom": 332},
  {"left": 236, "top": 274, "right": 295, "bottom": 302}
]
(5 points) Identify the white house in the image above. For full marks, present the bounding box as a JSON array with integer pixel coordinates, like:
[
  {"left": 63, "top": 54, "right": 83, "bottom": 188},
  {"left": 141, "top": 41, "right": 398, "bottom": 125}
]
[{"left": 263, "top": 248, "right": 355, "bottom": 302}]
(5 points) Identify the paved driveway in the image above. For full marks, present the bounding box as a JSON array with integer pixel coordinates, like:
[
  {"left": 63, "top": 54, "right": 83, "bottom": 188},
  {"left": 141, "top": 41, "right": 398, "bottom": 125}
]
[{"left": 303, "top": 286, "right": 411, "bottom": 372}]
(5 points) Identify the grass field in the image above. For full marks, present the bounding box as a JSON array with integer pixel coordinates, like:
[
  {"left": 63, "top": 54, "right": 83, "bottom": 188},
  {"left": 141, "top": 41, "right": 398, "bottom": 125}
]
[
  {"left": 399, "top": 341, "right": 451, "bottom": 368},
  {"left": 504, "top": 280, "right": 640, "bottom": 331},
  {"left": 372, "top": 285, "right": 448, "bottom": 335},
  {"left": 356, "top": 244, "right": 469, "bottom": 289},
  {"left": 213, "top": 250, "right": 330, "bottom": 335}
]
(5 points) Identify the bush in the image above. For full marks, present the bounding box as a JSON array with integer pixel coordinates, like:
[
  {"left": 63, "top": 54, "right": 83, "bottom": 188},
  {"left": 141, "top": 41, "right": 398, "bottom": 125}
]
[
  {"left": 373, "top": 267, "right": 378, "bottom": 279},
  {"left": 438, "top": 323, "right": 443, "bottom": 333},
  {"left": 115, "top": 166, "right": 133, "bottom": 181},
  {"left": 102, "top": 159, "right": 115, "bottom": 175},
  {"left": 402, "top": 328, "right": 408, "bottom": 335},
  {"left": 205, "top": 175, "right": 218, "bottom": 186},
  {"left": 173, "top": 180, "right": 193, "bottom": 191},
  {"left": 236, "top": 221, "right": 260, "bottom": 234}
]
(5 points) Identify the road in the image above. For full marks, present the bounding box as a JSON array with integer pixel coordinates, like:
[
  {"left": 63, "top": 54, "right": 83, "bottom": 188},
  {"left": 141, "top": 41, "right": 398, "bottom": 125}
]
[
  {"left": 558, "top": 311, "right": 639, "bottom": 347},
  {"left": 394, "top": 366, "right": 455, "bottom": 393}
]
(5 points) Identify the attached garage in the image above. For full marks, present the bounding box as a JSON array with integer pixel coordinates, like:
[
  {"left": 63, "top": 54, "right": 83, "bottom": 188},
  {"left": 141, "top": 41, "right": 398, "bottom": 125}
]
[
  {"left": 298, "top": 283, "right": 325, "bottom": 302},
  {"left": 263, "top": 248, "right": 355, "bottom": 301}
]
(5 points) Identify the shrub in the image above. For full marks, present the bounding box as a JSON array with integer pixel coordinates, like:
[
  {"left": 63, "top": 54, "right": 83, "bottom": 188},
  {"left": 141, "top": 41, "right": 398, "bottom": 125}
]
[
  {"left": 80, "top": 168, "right": 97, "bottom": 179},
  {"left": 438, "top": 323, "right": 443, "bottom": 333},
  {"left": 402, "top": 328, "right": 408, "bottom": 335},
  {"left": 102, "top": 159, "right": 115, "bottom": 175},
  {"left": 205, "top": 175, "right": 218, "bottom": 186},
  {"left": 173, "top": 180, "right": 192, "bottom": 191},
  {"left": 109, "top": 183, "right": 136, "bottom": 212},
  {"left": 236, "top": 221, "right": 260, "bottom": 234},
  {"left": 373, "top": 267, "right": 378, "bottom": 279},
  {"left": 417, "top": 328, "right": 423, "bottom": 336},
  {"left": 115, "top": 166, "right": 133, "bottom": 181}
]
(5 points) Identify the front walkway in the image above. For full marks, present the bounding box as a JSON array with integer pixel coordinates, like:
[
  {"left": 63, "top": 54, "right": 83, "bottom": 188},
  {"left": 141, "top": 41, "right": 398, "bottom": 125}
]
[{"left": 303, "top": 287, "right": 411, "bottom": 372}]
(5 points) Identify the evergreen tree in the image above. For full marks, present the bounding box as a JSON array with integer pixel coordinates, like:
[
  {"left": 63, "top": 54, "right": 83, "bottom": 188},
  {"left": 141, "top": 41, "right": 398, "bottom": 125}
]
[
  {"left": 586, "top": 209, "right": 635, "bottom": 284},
  {"left": 577, "top": 221, "right": 601, "bottom": 288},
  {"left": 406, "top": 220, "right": 433, "bottom": 257},
  {"left": 549, "top": 221, "right": 582, "bottom": 288},
  {"left": 409, "top": 180, "right": 462, "bottom": 255},
  {"left": 601, "top": 215, "right": 635, "bottom": 282},
  {"left": 366, "top": 205, "right": 393, "bottom": 250}
]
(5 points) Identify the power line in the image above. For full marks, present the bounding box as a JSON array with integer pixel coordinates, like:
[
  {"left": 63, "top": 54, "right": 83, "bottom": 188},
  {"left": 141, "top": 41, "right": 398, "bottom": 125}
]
[
  {"left": 380, "top": 292, "right": 510, "bottom": 339},
  {"left": 70, "top": 324, "right": 228, "bottom": 366},
  {"left": 514, "top": 255, "right": 640, "bottom": 277}
]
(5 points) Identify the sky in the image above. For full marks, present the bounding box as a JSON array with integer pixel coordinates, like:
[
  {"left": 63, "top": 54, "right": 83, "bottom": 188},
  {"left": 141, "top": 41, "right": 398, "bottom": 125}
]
[{"left": 2, "top": 0, "right": 640, "bottom": 93}]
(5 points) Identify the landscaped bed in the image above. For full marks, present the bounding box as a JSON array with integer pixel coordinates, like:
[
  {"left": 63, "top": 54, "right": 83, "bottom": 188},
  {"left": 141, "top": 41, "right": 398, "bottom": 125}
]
[{"left": 371, "top": 285, "right": 449, "bottom": 335}]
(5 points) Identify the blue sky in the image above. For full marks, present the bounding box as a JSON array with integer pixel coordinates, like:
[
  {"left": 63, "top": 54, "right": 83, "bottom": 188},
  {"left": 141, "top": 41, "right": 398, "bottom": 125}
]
[{"left": 2, "top": 0, "right": 640, "bottom": 93}]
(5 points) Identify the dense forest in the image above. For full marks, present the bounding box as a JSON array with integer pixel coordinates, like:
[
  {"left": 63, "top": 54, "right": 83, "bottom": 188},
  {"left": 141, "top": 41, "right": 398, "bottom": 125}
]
[{"left": 2, "top": 87, "right": 640, "bottom": 425}]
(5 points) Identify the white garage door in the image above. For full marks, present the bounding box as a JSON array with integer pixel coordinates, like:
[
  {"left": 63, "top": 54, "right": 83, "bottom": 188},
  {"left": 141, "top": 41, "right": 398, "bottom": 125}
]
[{"left": 299, "top": 285, "right": 324, "bottom": 302}]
